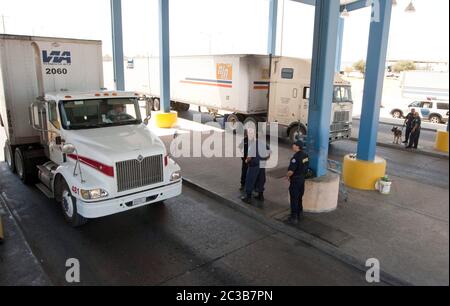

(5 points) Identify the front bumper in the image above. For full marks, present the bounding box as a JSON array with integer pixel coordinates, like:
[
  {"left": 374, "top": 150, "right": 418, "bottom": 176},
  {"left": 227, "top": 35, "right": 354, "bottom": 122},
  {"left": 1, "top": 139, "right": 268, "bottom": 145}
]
[
  {"left": 329, "top": 129, "right": 351, "bottom": 142},
  {"left": 77, "top": 180, "right": 182, "bottom": 219}
]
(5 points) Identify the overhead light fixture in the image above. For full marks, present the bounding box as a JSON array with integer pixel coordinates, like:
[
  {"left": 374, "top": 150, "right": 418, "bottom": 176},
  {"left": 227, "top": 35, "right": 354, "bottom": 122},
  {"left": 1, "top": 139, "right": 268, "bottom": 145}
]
[
  {"left": 405, "top": 1, "right": 416, "bottom": 13},
  {"left": 341, "top": 6, "right": 350, "bottom": 18}
]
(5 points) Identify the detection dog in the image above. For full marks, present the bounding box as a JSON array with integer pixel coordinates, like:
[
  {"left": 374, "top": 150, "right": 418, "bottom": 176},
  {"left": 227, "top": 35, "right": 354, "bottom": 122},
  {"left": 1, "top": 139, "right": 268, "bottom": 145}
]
[{"left": 391, "top": 126, "right": 403, "bottom": 145}]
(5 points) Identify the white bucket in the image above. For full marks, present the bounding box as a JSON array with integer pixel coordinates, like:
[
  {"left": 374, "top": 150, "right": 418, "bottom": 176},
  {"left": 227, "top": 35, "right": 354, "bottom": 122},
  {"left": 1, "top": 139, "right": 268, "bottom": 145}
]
[{"left": 376, "top": 180, "right": 392, "bottom": 195}]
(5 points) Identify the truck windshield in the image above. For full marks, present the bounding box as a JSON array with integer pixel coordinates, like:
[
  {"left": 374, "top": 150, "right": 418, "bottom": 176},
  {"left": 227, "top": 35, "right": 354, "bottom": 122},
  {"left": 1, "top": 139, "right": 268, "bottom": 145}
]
[
  {"left": 59, "top": 98, "right": 142, "bottom": 130},
  {"left": 333, "top": 86, "right": 353, "bottom": 103}
]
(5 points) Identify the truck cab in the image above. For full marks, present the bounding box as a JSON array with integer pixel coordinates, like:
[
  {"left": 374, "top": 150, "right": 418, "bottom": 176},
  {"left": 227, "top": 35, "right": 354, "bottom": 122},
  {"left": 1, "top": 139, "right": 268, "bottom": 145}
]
[
  {"left": 1, "top": 35, "right": 182, "bottom": 227},
  {"left": 268, "top": 57, "right": 353, "bottom": 143},
  {"left": 25, "top": 91, "right": 182, "bottom": 226}
]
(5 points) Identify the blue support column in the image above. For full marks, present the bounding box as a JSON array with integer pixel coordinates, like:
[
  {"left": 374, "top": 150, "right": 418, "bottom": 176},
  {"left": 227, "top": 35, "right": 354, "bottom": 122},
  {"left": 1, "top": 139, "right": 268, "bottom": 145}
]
[
  {"left": 357, "top": 0, "right": 393, "bottom": 161},
  {"left": 307, "top": 0, "right": 340, "bottom": 177},
  {"left": 267, "top": 0, "right": 278, "bottom": 55},
  {"left": 159, "top": 0, "right": 171, "bottom": 113},
  {"left": 110, "top": 0, "right": 125, "bottom": 91},
  {"left": 335, "top": 17, "right": 345, "bottom": 73}
]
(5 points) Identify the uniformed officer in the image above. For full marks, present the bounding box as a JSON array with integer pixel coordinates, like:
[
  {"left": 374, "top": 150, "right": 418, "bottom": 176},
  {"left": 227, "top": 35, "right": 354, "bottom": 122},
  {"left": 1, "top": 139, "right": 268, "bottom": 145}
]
[
  {"left": 241, "top": 127, "right": 264, "bottom": 204},
  {"left": 287, "top": 141, "right": 309, "bottom": 224},
  {"left": 407, "top": 112, "right": 422, "bottom": 149},
  {"left": 254, "top": 139, "right": 271, "bottom": 202},
  {"left": 239, "top": 131, "right": 249, "bottom": 191},
  {"left": 403, "top": 108, "right": 416, "bottom": 144}
]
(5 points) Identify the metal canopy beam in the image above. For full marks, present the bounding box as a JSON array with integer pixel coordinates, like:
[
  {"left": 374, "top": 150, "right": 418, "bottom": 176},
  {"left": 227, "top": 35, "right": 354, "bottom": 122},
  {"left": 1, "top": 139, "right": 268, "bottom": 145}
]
[
  {"left": 110, "top": 0, "right": 125, "bottom": 91},
  {"left": 289, "top": 0, "right": 369, "bottom": 12},
  {"left": 307, "top": 0, "right": 341, "bottom": 177},
  {"left": 267, "top": 0, "right": 278, "bottom": 55},
  {"left": 357, "top": 0, "right": 393, "bottom": 161},
  {"left": 159, "top": 0, "right": 171, "bottom": 113},
  {"left": 335, "top": 17, "right": 345, "bottom": 72}
]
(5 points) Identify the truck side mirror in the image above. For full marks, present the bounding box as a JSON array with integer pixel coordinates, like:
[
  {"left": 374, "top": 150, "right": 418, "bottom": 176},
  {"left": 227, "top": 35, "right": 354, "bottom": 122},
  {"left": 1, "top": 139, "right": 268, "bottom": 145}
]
[
  {"left": 62, "top": 144, "right": 76, "bottom": 155},
  {"left": 55, "top": 136, "right": 62, "bottom": 145}
]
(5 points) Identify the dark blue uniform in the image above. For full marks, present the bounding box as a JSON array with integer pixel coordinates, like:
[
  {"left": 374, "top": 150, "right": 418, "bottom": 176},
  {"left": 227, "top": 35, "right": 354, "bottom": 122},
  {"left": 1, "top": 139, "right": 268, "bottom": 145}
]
[
  {"left": 244, "top": 140, "right": 269, "bottom": 198},
  {"left": 404, "top": 113, "right": 415, "bottom": 143},
  {"left": 288, "top": 151, "right": 309, "bottom": 217},
  {"left": 408, "top": 116, "right": 421, "bottom": 149},
  {"left": 240, "top": 136, "right": 249, "bottom": 187}
]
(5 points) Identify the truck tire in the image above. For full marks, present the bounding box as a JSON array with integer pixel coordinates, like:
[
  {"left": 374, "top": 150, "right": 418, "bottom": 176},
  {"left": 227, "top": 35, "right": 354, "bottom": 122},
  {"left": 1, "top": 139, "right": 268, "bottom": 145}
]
[
  {"left": 4, "top": 142, "right": 15, "bottom": 173},
  {"left": 244, "top": 116, "right": 258, "bottom": 131},
  {"left": 153, "top": 98, "right": 161, "bottom": 112},
  {"left": 145, "top": 98, "right": 154, "bottom": 116},
  {"left": 14, "top": 148, "right": 36, "bottom": 184},
  {"left": 59, "top": 180, "right": 88, "bottom": 228},
  {"left": 175, "top": 102, "right": 190, "bottom": 112},
  {"left": 226, "top": 113, "right": 241, "bottom": 132},
  {"left": 14, "top": 147, "right": 45, "bottom": 185},
  {"left": 289, "top": 125, "right": 307, "bottom": 144}
]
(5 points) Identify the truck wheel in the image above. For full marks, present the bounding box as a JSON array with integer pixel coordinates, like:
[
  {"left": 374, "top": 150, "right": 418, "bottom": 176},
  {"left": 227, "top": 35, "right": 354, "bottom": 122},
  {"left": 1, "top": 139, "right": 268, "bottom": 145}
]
[
  {"left": 176, "top": 103, "right": 190, "bottom": 112},
  {"left": 145, "top": 98, "right": 154, "bottom": 116},
  {"left": 14, "top": 147, "right": 42, "bottom": 185},
  {"left": 60, "top": 181, "right": 88, "bottom": 228},
  {"left": 153, "top": 98, "right": 161, "bottom": 111},
  {"left": 14, "top": 148, "right": 30, "bottom": 184},
  {"left": 226, "top": 113, "right": 241, "bottom": 132},
  {"left": 289, "top": 126, "right": 307, "bottom": 144},
  {"left": 4, "top": 142, "right": 15, "bottom": 173}
]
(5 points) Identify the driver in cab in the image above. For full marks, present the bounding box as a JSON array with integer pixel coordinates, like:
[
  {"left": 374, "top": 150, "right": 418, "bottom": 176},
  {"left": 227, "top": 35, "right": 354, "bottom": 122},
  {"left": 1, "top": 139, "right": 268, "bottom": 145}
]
[{"left": 107, "top": 104, "right": 131, "bottom": 122}]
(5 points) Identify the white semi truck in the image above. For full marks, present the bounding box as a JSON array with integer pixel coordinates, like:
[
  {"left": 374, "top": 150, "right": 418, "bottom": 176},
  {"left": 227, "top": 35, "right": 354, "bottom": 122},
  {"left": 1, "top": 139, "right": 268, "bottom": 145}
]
[
  {"left": 0, "top": 35, "right": 182, "bottom": 227},
  {"left": 145, "top": 55, "right": 353, "bottom": 142}
]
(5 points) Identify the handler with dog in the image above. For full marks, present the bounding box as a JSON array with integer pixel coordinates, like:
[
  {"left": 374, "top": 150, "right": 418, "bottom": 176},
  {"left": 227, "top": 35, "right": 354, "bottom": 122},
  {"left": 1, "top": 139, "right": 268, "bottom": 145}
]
[{"left": 403, "top": 108, "right": 416, "bottom": 144}]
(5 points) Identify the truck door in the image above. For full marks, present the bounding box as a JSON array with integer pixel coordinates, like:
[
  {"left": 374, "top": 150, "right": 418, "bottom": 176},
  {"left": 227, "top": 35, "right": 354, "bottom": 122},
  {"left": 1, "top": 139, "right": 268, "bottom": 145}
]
[
  {"left": 47, "top": 101, "right": 64, "bottom": 165},
  {"left": 269, "top": 66, "right": 302, "bottom": 127}
]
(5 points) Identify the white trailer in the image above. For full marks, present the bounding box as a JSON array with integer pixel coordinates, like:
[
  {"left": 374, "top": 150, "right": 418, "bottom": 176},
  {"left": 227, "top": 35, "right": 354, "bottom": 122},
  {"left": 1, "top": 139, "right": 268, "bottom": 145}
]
[
  {"left": 145, "top": 55, "right": 354, "bottom": 142},
  {"left": 401, "top": 71, "right": 449, "bottom": 100},
  {"left": 0, "top": 35, "right": 182, "bottom": 227}
]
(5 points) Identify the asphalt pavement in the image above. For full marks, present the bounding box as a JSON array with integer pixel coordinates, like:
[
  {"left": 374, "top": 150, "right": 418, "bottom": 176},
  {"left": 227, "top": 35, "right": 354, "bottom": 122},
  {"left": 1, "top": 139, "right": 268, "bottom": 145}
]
[{"left": 0, "top": 162, "right": 373, "bottom": 286}]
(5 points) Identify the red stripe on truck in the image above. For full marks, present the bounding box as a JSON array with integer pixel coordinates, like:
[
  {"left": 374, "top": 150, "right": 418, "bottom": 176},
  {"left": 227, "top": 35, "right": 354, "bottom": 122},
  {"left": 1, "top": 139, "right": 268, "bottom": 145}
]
[
  {"left": 180, "top": 80, "right": 232, "bottom": 88},
  {"left": 254, "top": 86, "right": 269, "bottom": 90},
  {"left": 67, "top": 154, "right": 115, "bottom": 177}
]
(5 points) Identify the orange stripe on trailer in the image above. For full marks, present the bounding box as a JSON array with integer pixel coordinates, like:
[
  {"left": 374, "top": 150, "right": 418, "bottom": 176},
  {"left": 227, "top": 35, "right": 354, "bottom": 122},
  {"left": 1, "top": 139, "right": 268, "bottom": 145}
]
[
  {"left": 254, "top": 86, "right": 269, "bottom": 90},
  {"left": 180, "top": 80, "right": 232, "bottom": 88}
]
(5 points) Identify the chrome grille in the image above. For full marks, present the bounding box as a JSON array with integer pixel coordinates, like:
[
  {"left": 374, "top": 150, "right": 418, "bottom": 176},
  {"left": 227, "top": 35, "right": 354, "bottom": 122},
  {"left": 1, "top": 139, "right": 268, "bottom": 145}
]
[
  {"left": 334, "top": 111, "right": 350, "bottom": 123},
  {"left": 331, "top": 122, "right": 350, "bottom": 132},
  {"left": 116, "top": 155, "right": 164, "bottom": 192}
]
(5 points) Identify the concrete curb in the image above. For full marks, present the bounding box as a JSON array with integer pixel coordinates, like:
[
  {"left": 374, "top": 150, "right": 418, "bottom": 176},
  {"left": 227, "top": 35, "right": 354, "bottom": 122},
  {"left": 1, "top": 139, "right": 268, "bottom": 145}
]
[
  {"left": 183, "top": 178, "right": 412, "bottom": 287},
  {"left": 349, "top": 137, "right": 449, "bottom": 160}
]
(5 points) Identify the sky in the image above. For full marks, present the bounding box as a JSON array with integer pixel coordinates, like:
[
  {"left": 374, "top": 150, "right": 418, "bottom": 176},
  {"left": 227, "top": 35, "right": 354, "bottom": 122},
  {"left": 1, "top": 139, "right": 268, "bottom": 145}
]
[{"left": 0, "top": 0, "right": 448, "bottom": 64}]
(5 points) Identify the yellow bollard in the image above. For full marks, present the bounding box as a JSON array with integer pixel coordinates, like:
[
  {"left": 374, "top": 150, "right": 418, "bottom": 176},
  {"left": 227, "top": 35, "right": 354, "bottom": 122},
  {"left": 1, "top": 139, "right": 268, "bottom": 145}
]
[
  {"left": 154, "top": 111, "right": 178, "bottom": 129},
  {"left": 343, "top": 154, "right": 387, "bottom": 191},
  {"left": 435, "top": 131, "right": 449, "bottom": 153}
]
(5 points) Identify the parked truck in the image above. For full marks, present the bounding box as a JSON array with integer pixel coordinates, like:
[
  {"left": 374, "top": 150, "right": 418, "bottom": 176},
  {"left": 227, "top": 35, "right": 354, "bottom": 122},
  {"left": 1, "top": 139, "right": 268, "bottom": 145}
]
[
  {"left": 145, "top": 55, "right": 353, "bottom": 142},
  {"left": 0, "top": 34, "right": 182, "bottom": 227}
]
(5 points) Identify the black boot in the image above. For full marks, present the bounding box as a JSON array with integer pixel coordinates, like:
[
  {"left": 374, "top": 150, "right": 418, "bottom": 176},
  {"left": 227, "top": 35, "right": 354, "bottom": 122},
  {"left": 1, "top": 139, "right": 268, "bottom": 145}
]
[
  {"left": 239, "top": 184, "right": 245, "bottom": 191},
  {"left": 288, "top": 215, "right": 299, "bottom": 225},
  {"left": 241, "top": 196, "right": 252, "bottom": 204},
  {"left": 254, "top": 192, "right": 264, "bottom": 201}
]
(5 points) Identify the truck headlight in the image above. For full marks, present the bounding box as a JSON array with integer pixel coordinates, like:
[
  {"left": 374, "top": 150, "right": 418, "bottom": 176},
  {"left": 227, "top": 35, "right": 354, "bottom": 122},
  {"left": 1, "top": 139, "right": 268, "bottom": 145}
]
[
  {"left": 170, "top": 171, "right": 182, "bottom": 181},
  {"left": 80, "top": 188, "right": 109, "bottom": 200}
]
